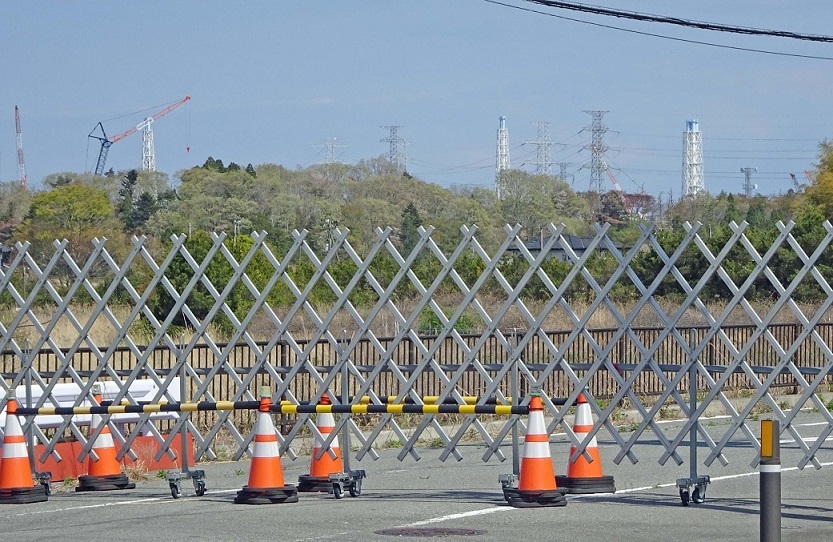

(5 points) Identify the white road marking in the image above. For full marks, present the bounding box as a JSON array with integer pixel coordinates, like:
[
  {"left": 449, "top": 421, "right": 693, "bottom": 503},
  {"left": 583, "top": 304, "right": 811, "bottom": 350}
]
[
  {"left": 0, "top": 489, "right": 240, "bottom": 519},
  {"left": 397, "top": 459, "right": 833, "bottom": 527},
  {"left": 399, "top": 506, "right": 514, "bottom": 527}
]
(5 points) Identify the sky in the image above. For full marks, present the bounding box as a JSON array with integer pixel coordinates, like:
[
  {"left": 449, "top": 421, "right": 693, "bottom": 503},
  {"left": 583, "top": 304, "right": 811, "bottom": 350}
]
[{"left": 1, "top": 1, "right": 832, "bottom": 201}]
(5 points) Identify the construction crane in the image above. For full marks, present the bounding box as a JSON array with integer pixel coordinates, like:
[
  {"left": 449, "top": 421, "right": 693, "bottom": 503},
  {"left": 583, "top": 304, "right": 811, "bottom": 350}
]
[
  {"left": 88, "top": 96, "right": 191, "bottom": 176},
  {"left": 14, "top": 106, "right": 26, "bottom": 189}
]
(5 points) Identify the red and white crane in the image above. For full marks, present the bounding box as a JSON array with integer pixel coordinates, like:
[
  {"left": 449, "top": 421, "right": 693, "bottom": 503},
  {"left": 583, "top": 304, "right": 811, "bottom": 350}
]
[
  {"left": 15, "top": 106, "right": 26, "bottom": 189},
  {"left": 88, "top": 96, "right": 191, "bottom": 176}
]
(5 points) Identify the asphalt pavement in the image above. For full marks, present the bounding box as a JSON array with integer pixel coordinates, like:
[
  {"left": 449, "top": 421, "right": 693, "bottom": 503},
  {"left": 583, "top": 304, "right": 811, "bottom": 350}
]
[{"left": 4, "top": 410, "right": 833, "bottom": 542}]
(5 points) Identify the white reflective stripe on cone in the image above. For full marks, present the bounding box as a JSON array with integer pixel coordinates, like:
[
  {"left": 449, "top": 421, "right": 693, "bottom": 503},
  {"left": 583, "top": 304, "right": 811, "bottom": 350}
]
[
  {"left": 3, "top": 441, "right": 28, "bottom": 459},
  {"left": 522, "top": 441, "right": 552, "bottom": 458}
]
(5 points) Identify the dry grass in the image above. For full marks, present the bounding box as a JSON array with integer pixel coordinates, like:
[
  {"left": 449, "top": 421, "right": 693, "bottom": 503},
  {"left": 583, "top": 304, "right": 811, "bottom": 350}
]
[{"left": 4, "top": 295, "right": 830, "bottom": 349}]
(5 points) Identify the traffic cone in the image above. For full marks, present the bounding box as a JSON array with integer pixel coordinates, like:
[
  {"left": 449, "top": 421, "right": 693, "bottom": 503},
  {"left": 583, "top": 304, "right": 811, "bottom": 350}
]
[
  {"left": 235, "top": 386, "right": 298, "bottom": 504},
  {"left": 555, "top": 392, "right": 616, "bottom": 494},
  {"left": 502, "top": 393, "right": 566, "bottom": 507},
  {"left": 76, "top": 385, "right": 135, "bottom": 492},
  {"left": 0, "top": 392, "right": 49, "bottom": 503},
  {"left": 298, "top": 394, "right": 343, "bottom": 492}
]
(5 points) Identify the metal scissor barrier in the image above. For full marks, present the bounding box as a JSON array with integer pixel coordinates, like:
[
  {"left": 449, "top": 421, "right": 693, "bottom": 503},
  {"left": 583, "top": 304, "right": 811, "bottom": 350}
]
[{"left": 0, "top": 220, "right": 831, "bottom": 491}]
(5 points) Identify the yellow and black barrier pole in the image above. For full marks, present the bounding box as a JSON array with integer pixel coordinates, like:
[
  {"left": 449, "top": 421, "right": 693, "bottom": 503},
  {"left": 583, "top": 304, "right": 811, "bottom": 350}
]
[
  {"left": 15, "top": 402, "right": 529, "bottom": 417},
  {"left": 760, "top": 418, "right": 781, "bottom": 542}
]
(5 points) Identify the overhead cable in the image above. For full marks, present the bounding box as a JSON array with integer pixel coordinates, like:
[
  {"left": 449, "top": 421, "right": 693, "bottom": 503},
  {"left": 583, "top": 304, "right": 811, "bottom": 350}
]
[
  {"left": 524, "top": 0, "right": 833, "bottom": 42},
  {"left": 484, "top": 0, "right": 833, "bottom": 60}
]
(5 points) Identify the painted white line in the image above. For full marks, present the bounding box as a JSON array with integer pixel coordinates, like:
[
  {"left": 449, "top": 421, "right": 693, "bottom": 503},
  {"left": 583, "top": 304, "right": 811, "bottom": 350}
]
[
  {"left": 399, "top": 459, "right": 833, "bottom": 527},
  {"left": 0, "top": 489, "right": 241, "bottom": 519},
  {"left": 400, "top": 506, "right": 514, "bottom": 527},
  {"left": 780, "top": 436, "right": 833, "bottom": 444}
]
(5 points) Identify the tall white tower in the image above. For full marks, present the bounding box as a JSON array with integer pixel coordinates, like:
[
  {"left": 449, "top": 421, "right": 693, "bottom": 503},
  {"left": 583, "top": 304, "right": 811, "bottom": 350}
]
[
  {"left": 139, "top": 117, "right": 155, "bottom": 172},
  {"left": 495, "top": 116, "right": 510, "bottom": 198},
  {"left": 682, "top": 119, "right": 704, "bottom": 197}
]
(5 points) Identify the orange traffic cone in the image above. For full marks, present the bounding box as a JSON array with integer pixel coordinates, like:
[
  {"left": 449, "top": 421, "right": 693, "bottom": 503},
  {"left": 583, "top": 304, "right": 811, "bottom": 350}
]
[
  {"left": 76, "top": 385, "right": 135, "bottom": 492},
  {"left": 0, "top": 392, "right": 49, "bottom": 503},
  {"left": 235, "top": 387, "right": 298, "bottom": 504},
  {"left": 555, "top": 392, "right": 616, "bottom": 494},
  {"left": 298, "top": 394, "right": 343, "bottom": 492},
  {"left": 502, "top": 393, "right": 566, "bottom": 507}
]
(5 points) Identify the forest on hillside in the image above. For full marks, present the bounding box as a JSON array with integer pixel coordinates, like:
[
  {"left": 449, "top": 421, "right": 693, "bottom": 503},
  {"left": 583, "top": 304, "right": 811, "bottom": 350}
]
[{"left": 0, "top": 139, "right": 831, "bottom": 330}]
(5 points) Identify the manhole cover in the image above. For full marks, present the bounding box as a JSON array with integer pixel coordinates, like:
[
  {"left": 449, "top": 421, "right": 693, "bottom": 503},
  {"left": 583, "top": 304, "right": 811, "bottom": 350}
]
[{"left": 375, "top": 527, "right": 486, "bottom": 537}]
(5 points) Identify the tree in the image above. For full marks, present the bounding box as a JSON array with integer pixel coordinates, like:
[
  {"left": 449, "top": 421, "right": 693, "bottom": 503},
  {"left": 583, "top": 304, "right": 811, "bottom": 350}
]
[
  {"left": 399, "top": 202, "right": 423, "bottom": 256},
  {"left": 805, "top": 140, "right": 833, "bottom": 218},
  {"left": 15, "top": 183, "right": 127, "bottom": 288},
  {"left": 117, "top": 169, "right": 139, "bottom": 228}
]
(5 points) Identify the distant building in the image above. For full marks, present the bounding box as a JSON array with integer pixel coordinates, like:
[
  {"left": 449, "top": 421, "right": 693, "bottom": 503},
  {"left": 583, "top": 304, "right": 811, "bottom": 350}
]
[{"left": 508, "top": 234, "right": 626, "bottom": 261}]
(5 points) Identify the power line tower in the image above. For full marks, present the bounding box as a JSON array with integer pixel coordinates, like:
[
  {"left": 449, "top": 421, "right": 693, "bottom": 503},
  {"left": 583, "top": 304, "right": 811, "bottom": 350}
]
[
  {"left": 525, "top": 121, "right": 553, "bottom": 175},
  {"left": 314, "top": 138, "right": 348, "bottom": 164},
  {"left": 582, "top": 110, "right": 608, "bottom": 193},
  {"left": 14, "top": 106, "right": 26, "bottom": 189},
  {"left": 558, "top": 161, "right": 575, "bottom": 185},
  {"left": 495, "top": 115, "right": 510, "bottom": 199},
  {"left": 682, "top": 119, "right": 705, "bottom": 197},
  {"left": 380, "top": 125, "right": 407, "bottom": 173},
  {"left": 740, "top": 167, "right": 758, "bottom": 197}
]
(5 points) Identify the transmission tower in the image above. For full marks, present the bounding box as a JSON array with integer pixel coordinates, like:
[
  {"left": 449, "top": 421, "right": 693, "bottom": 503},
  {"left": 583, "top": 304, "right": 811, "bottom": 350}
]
[
  {"left": 525, "top": 121, "right": 553, "bottom": 175},
  {"left": 740, "top": 167, "right": 758, "bottom": 197},
  {"left": 14, "top": 106, "right": 26, "bottom": 189},
  {"left": 558, "top": 161, "right": 575, "bottom": 185},
  {"left": 682, "top": 119, "right": 705, "bottom": 197},
  {"left": 380, "top": 125, "right": 407, "bottom": 173},
  {"left": 314, "top": 138, "right": 348, "bottom": 164},
  {"left": 495, "top": 116, "right": 510, "bottom": 198},
  {"left": 582, "top": 111, "right": 608, "bottom": 193}
]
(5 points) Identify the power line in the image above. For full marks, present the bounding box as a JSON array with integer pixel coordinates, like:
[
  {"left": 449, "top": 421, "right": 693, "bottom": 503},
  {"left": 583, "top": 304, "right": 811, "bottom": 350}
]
[
  {"left": 523, "top": 0, "right": 833, "bottom": 42},
  {"left": 483, "top": 0, "right": 833, "bottom": 61}
]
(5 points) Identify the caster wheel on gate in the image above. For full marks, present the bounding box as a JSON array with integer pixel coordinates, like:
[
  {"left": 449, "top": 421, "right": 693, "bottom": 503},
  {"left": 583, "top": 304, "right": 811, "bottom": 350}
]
[
  {"left": 195, "top": 481, "right": 206, "bottom": 497},
  {"left": 692, "top": 486, "right": 705, "bottom": 504},
  {"left": 333, "top": 484, "right": 344, "bottom": 499},
  {"left": 349, "top": 480, "right": 362, "bottom": 498},
  {"left": 679, "top": 488, "right": 690, "bottom": 507},
  {"left": 170, "top": 483, "right": 182, "bottom": 499}
]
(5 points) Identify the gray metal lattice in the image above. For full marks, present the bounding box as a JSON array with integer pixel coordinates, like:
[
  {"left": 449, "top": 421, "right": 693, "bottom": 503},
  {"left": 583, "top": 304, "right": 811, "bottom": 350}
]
[{"left": 0, "top": 220, "right": 831, "bottom": 472}]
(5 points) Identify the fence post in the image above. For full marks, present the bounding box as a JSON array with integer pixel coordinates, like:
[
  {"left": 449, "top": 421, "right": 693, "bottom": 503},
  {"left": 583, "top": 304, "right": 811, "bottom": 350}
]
[
  {"left": 511, "top": 328, "right": 520, "bottom": 477},
  {"left": 760, "top": 418, "right": 781, "bottom": 542}
]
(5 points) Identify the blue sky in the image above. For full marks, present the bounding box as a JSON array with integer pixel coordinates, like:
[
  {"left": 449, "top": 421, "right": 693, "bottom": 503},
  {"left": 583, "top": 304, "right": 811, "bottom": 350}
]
[{"left": 1, "top": 1, "right": 832, "bottom": 199}]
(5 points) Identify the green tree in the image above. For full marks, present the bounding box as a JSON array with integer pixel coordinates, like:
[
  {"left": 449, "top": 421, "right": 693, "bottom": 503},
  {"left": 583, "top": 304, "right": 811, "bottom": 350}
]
[
  {"left": 15, "top": 183, "right": 127, "bottom": 292},
  {"left": 399, "top": 202, "right": 423, "bottom": 256}
]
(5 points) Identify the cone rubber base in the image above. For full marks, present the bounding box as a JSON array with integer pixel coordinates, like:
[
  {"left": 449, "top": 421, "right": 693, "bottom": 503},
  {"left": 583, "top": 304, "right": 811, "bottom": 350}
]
[
  {"left": 297, "top": 474, "right": 333, "bottom": 492},
  {"left": 502, "top": 487, "right": 567, "bottom": 508},
  {"left": 0, "top": 486, "right": 49, "bottom": 504},
  {"left": 75, "top": 473, "right": 136, "bottom": 492},
  {"left": 234, "top": 485, "right": 299, "bottom": 505},
  {"left": 554, "top": 475, "right": 616, "bottom": 494}
]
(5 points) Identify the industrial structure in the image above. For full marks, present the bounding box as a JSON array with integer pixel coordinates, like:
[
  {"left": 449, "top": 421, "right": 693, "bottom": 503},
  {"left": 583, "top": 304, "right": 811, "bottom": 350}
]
[
  {"left": 525, "top": 121, "right": 553, "bottom": 176},
  {"left": 495, "top": 116, "right": 510, "bottom": 199},
  {"left": 682, "top": 119, "right": 704, "bottom": 197},
  {"left": 88, "top": 96, "right": 191, "bottom": 177},
  {"left": 380, "top": 126, "right": 407, "bottom": 174},
  {"left": 14, "top": 106, "right": 26, "bottom": 189},
  {"left": 741, "top": 167, "right": 758, "bottom": 197},
  {"left": 314, "top": 138, "right": 348, "bottom": 165},
  {"left": 583, "top": 111, "right": 608, "bottom": 194}
]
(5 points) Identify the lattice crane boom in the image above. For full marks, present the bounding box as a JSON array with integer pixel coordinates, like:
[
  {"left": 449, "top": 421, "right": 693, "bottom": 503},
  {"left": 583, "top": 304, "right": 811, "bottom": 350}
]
[{"left": 89, "top": 96, "right": 191, "bottom": 176}]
